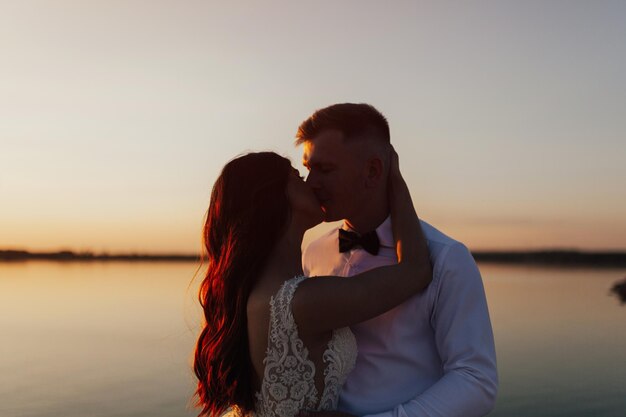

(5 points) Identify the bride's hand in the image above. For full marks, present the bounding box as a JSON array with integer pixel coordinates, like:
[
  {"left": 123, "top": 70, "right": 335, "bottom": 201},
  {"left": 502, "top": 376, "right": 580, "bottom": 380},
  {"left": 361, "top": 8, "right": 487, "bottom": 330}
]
[
  {"left": 388, "top": 145, "right": 407, "bottom": 214},
  {"left": 387, "top": 144, "right": 432, "bottom": 283},
  {"left": 388, "top": 144, "right": 401, "bottom": 181},
  {"left": 387, "top": 145, "right": 416, "bottom": 263}
]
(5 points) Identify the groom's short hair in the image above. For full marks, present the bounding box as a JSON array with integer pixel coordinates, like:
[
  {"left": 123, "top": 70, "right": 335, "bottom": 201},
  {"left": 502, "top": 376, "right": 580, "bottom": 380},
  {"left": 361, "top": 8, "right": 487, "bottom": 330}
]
[{"left": 295, "top": 103, "right": 390, "bottom": 146}]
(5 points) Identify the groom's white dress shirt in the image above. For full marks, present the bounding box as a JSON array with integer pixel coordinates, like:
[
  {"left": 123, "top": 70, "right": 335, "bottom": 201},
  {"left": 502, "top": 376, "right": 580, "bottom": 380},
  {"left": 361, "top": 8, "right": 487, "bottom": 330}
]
[{"left": 302, "top": 217, "right": 498, "bottom": 417}]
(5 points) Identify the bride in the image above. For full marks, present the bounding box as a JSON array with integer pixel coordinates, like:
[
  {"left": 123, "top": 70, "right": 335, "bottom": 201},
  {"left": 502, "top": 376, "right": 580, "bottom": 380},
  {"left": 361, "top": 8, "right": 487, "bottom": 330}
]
[{"left": 193, "top": 148, "right": 431, "bottom": 417}]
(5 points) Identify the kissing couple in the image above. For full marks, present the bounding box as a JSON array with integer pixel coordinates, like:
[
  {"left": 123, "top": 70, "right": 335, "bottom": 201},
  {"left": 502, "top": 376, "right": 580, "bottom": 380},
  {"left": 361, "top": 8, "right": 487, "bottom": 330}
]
[{"left": 193, "top": 104, "right": 498, "bottom": 417}]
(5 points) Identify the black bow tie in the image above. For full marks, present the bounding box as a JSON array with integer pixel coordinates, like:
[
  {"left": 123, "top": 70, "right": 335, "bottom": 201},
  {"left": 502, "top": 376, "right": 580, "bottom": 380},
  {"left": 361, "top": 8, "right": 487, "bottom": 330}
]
[{"left": 338, "top": 229, "right": 380, "bottom": 255}]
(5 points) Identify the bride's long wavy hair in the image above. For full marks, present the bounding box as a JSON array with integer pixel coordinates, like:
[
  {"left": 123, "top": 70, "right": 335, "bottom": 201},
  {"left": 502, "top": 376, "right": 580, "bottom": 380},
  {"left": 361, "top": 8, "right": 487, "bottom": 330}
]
[{"left": 194, "top": 152, "right": 292, "bottom": 417}]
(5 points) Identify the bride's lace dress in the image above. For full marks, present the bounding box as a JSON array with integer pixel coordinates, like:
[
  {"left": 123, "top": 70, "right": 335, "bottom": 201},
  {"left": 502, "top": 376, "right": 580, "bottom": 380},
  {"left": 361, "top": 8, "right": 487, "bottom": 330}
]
[{"left": 254, "top": 275, "right": 357, "bottom": 417}]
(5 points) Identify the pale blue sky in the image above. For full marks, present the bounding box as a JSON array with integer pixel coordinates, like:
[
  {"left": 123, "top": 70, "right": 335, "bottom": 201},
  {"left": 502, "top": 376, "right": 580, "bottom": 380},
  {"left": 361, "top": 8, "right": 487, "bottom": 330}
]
[{"left": 1, "top": 1, "right": 625, "bottom": 252}]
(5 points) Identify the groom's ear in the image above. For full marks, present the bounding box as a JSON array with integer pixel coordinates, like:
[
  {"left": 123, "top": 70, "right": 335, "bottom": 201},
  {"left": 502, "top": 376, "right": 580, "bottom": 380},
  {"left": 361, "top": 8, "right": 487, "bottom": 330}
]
[{"left": 364, "top": 157, "right": 384, "bottom": 188}]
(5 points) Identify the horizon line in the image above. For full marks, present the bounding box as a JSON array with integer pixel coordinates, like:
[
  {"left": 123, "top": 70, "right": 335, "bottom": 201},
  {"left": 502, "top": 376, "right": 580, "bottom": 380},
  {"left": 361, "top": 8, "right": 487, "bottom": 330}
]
[{"left": 2, "top": 248, "right": 626, "bottom": 267}]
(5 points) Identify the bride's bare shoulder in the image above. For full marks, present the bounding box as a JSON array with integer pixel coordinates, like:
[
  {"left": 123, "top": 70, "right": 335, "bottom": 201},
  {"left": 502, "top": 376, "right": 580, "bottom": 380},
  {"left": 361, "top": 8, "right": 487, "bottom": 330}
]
[
  {"left": 247, "top": 282, "right": 272, "bottom": 317},
  {"left": 246, "top": 271, "right": 291, "bottom": 316}
]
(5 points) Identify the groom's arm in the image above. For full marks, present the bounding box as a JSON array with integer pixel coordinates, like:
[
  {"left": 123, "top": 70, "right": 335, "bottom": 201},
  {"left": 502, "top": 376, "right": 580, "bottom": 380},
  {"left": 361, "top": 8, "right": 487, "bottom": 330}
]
[{"left": 364, "top": 242, "right": 498, "bottom": 417}]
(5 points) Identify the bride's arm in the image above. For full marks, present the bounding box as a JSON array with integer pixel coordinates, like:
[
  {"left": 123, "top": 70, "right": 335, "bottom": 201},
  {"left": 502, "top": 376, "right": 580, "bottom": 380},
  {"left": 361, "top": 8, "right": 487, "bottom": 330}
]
[{"left": 292, "top": 146, "right": 432, "bottom": 336}]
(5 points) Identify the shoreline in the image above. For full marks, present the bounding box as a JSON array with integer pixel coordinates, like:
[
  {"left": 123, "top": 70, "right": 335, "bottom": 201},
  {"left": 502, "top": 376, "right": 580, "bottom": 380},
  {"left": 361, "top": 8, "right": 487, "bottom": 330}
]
[
  {"left": 0, "top": 250, "right": 198, "bottom": 263},
  {"left": 471, "top": 250, "right": 626, "bottom": 267},
  {"left": 2, "top": 249, "right": 626, "bottom": 267}
]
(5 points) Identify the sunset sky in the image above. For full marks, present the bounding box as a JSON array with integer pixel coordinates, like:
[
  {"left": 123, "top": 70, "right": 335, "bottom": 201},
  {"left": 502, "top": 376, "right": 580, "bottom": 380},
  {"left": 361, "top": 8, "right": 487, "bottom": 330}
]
[{"left": 1, "top": 1, "right": 625, "bottom": 253}]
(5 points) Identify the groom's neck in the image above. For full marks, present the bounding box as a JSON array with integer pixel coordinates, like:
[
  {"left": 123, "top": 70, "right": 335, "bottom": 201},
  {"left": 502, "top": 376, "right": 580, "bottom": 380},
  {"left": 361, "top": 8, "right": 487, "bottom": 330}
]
[{"left": 345, "top": 199, "right": 389, "bottom": 234}]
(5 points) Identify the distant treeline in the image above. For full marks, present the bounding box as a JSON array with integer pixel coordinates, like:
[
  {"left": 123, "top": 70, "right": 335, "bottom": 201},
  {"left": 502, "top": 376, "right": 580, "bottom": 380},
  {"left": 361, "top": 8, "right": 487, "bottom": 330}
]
[
  {"left": 0, "top": 250, "right": 198, "bottom": 262},
  {"left": 2, "top": 249, "right": 626, "bottom": 267},
  {"left": 471, "top": 250, "right": 626, "bottom": 267}
]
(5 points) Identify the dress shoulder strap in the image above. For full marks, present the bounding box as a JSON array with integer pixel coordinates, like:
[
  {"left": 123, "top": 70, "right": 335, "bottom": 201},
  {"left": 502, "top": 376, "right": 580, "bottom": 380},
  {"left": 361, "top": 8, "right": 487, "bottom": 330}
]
[
  {"left": 269, "top": 275, "right": 307, "bottom": 329},
  {"left": 255, "top": 275, "right": 318, "bottom": 417}
]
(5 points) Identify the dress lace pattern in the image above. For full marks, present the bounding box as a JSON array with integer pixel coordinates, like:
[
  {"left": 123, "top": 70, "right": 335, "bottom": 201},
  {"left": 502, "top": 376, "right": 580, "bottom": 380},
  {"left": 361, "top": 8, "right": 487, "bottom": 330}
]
[{"left": 254, "top": 276, "right": 357, "bottom": 417}]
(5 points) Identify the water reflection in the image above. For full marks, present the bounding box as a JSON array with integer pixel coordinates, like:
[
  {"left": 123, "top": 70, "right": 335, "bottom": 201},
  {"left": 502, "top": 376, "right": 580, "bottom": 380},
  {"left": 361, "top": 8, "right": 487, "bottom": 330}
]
[
  {"left": 610, "top": 278, "right": 626, "bottom": 304},
  {"left": 478, "top": 264, "right": 626, "bottom": 417},
  {"left": 1, "top": 262, "right": 625, "bottom": 417}
]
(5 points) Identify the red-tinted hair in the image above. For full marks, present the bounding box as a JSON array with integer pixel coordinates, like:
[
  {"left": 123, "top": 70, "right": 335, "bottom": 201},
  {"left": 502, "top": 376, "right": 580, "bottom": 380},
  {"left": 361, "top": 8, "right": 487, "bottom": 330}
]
[{"left": 194, "top": 152, "right": 292, "bottom": 417}]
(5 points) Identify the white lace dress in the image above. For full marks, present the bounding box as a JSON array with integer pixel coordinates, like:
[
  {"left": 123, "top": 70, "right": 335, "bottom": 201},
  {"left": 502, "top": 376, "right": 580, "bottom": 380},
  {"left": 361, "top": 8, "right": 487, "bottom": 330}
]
[{"left": 254, "top": 275, "right": 358, "bottom": 417}]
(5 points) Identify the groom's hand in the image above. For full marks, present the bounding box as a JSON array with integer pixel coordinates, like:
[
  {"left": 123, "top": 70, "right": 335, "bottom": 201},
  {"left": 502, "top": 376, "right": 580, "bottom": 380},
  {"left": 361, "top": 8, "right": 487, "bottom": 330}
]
[{"left": 298, "top": 411, "right": 357, "bottom": 417}]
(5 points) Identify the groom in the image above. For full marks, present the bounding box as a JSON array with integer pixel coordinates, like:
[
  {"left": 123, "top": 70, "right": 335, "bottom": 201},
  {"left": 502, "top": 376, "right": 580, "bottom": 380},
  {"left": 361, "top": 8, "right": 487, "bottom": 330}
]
[{"left": 296, "top": 103, "right": 498, "bottom": 417}]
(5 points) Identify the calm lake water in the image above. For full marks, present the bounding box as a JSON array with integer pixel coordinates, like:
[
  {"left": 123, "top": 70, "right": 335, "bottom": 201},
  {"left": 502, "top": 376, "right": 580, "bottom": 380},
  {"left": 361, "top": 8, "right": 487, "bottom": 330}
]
[{"left": 1, "top": 261, "right": 624, "bottom": 417}]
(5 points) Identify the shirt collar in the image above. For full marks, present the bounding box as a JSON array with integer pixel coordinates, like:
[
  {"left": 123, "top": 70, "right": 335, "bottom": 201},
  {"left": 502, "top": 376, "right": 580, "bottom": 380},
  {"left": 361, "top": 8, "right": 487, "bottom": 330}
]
[{"left": 341, "top": 215, "right": 394, "bottom": 249}]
